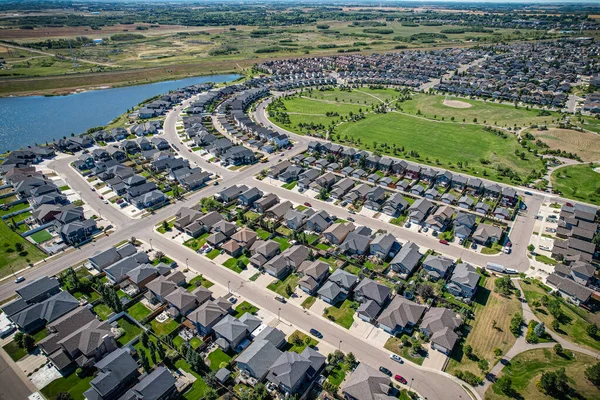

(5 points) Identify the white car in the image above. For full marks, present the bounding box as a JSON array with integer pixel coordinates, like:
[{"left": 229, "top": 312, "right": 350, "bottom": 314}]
[{"left": 390, "top": 354, "right": 403, "bottom": 363}]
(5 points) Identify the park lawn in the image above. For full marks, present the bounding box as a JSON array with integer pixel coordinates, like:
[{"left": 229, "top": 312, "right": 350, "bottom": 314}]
[
  {"left": 175, "top": 359, "right": 211, "bottom": 399},
  {"left": 207, "top": 348, "right": 232, "bottom": 371},
  {"left": 0, "top": 219, "right": 45, "bottom": 279},
  {"left": 186, "top": 275, "right": 214, "bottom": 290},
  {"left": 486, "top": 349, "right": 600, "bottom": 400},
  {"left": 324, "top": 299, "right": 358, "bottom": 329},
  {"left": 127, "top": 302, "right": 151, "bottom": 321},
  {"left": 2, "top": 340, "right": 27, "bottom": 362},
  {"left": 255, "top": 228, "right": 271, "bottom": 240},
  {"left": 116, "top": 317, "right": 142, "bottom": 346},
  {"left": 93, "top": 303, "right": 113, "bottom": 321},
  {"left": 446, "top": 277, "right": 521, "bottom": 377},
  {"left": 150, "top": 317, "right": 179, "bottom": 337},
  {"left": 327, "top": 361, "right": 351, "bottom": 388},
  {"left": 267, "top": 274, "right": 300, "bottom": 298},
  {"left": 521, "top": 280, "right": 600, "bottom": 351},
  {"left": 551, "top": 164, "right": 600, "bottom": 206},
  {"left": 206, "top": 249, "right": 220, "bottom": 259},
  {"left": 234, "top": 301, "right": 259, "bottom": 317},
  {"left": 222, "top": 256, "right": 246, "bottom": 273},
  {"left": 40, "top": 371, "right": 94, "bottom": 400},
  {"left": 30, "top": 229, "right": 52, "bottom": 243},
  {"left": 287, "top": 330, "right": 319, "bottom": 353},
  {"left": 301, "top": 296, "right": 316, "bottom": 309},
  {"left": 400, "top": 94, "right": 559, "bottom": 128},
  {"left": 305, "top": 87, "right": 398, "bottom": 106}
]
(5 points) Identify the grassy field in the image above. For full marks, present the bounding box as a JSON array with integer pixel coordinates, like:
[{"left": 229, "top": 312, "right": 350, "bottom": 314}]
[
  {"left": 551, "top": 164, "right": 600, "bottom": 206},
  {"left": 0, "top": 219, "right": 45, "bottom": 279},
  {"left": 486, "top": 349, "right": 600, "bottom": 400},
  {"left": 446, "top": 277, "right": 521, "bottom": 377},
  {"left": 529, "top": 128, "right": 600, "bottom": 162},
  {"left": 274, "top": 92, "right": 545, "bottom": 183},
  {"left": 521, "top": 279, "right": 600, "bottom": 351},
  {"left": 40, "top": 371, "right": 94, "bottom": 400},
  {"left": 323, "top": 299, "right": 358, "bottom": 329}
]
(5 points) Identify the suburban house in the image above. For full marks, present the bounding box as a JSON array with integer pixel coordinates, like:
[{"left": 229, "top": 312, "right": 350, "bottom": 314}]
[
  {"left": 422, "top": 255, "right": 454, "bottom": 281},
  {"left": 323, "top": 222, "right": 355, "bottom": 245},
  {"left": 472, "top": 224, "right": 503, "bottom": 246},
  {"left": 263, "top": 245, "right": 309, "bottom": 279},
  {"left": 446, "top": 263, "right": 480, "bottom": 299},
  {"left": 369, "top": 233, "right": 396, "bottom": 260},
  {"left": 187, "top": 300, "right": 230, "bottom": 336},
  {"left": 297, "top": 260, "right": 330, "bottom": 294},
  {"left": 266, "top": 348, "right": 325, "bottom": 395},
  {"left": 420, "top": 307, "right": 462, "bottom": 355},
  {"left": 317, "top": 269, "right": 358, "bottom": 304},
  {"left": 341, "top": 363, "right": 395, "bottom": 400},
  {"left": 83, "top": 348, "right": 140, "bottom": 400},
  {"left": 377, "top": 297, "right": 426, "bottom": 335},
  {"left": 389, "top": 242, "right": 422, "bottom": 279},
  {"left": 407, "top": 198, "right": 434, "bottom": 224}
]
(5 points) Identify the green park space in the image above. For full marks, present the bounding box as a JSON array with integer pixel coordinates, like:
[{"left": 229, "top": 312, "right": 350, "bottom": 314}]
[
  {"left": 486, "top": 349, "right": 600, "bottom": 400},
  {"left": 551, "top": 164, "right": 600, "bottom": 206},
  {"left": 0, "top": 219, "right": 45, "bottom": 279}
]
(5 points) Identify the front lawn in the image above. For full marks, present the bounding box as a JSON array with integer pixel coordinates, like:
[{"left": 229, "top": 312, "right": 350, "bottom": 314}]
[
  {"left": 93, "top": 303, "right": 113, "bottom": 321},
  {"left": 116, "top": 317, "right": 142, "bottom": 346},
  {"left": 234, "top": 301, "right": 259, "bottom": 317},
  {"left": 222, "top": 256, "right": 247, "bottom": 273},
  {"left": 286, "top": 330, "right": 319, "bottom": 353},
  {"left": 301, "top": 296, "right": 316, "bottom": 309},
  {"left": 487, "top": 349, "right": 600, "bottom": 400},
  {"left": 207, "top": 348, "right": 232, "bottom": 371},
  {"left": 186, "top": 275, "right": 214, "bottom": 290},
  {"left": 2, "top": 340, "right": 27, "bottom": 362},
  {"left": 150, "top": 317, "right": 179, "bottom": 337},
  {"left": 521, "top": 279, "right": 600, "bottom": 351},
  {"left": 282, "top": 181, "right": 297, "bottom": 190},
  {"left": 175, "top": 359, "right": 211, "bottom": 399},
  {"left": 267, "top": 274, "right": 300, "bottom": 298},
  {"left": 127, "top": 302, "right": 151, "bottom": 321},
  {"left": 183, "top": 232, "right": 210, "bottom": 251},
  {"left": 535, "top": 254, "right": 557, "bottom": 266},
  {"left": 40, "top": 371, "right": 93, "bottom": 400},
  {"left": 324, "top": 299, "right": 358, "bottom": 329},
  {"left": 206, "top": 249, "right": 220, "bottom": 259},
  {"left": 384, "top": 337, "right": 425, "bottom": 366}
]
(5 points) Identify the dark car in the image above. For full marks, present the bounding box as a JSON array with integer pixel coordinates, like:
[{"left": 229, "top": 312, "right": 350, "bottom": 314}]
[
  {"left": 379, "top": 366, "right": 392, "bottom": 376},
  {"left": 309, "top": 329, "right": 323, "bottom": 339}
]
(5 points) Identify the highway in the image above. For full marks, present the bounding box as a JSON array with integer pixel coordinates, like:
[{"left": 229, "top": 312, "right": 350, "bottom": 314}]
[{"left": 0, "top": 89, "right": 556, "bottom": 400}]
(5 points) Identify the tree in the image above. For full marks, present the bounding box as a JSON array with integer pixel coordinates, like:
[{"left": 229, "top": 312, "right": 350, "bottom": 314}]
[
  {"left": 527, "top": 244, "right": 535, "bottom": 252},
  {"left": 553, "top": 343, "right": 563, "bottom": 355},
  {"left": 204, "top": 388, "right": 218, "bottom": 400},
  {"left": 534, "top": 322, "right": 545, "bottom": 338},
  {"left": 587, "top": 323, "right": 598, "bottom": 337},
  {"left": 585, "top": 362, "right": 600, "bottom": 387},
  {"left": 496, "top": 375, "right": 513, "bottom": 395},
  {"left": 236, "top": 259, "right": 246, "bottom": 270},
  {"left": 141, "top": 331, "right": 149, "bottom": 348},
  {"left": 417, "top": 283, "right": 434, "bottom": 300},
  {"left": 411, "top": 341, "right": 422, "bottom": 354},
  {"left": 14, "top": 332, "right": 24, "bottom": 348},
  {"left": 139, "top": 350, "right": 151, "bottom": 373},
  {"left": 15, "top": 242, "right": 24, "bottom": 253},
  {"left": 285, "top": 284, "right": 293, "bottom": 297},
  {"left": 495, "top": 276, "right": 513, "bottom": 296},
  {"left": 478, "top": 359, "right": 489, "bottom": 373},
  {"left": 56, "top": 393, "right": 73, "bottom": 400},
  {"left": 22, "top": 334, "right": 35, "bottom": 351},
  {"left": 538, "top": 368, "right": 568, "bottom": 395},
  {"left": 551, "top": 319, "right": 560, "bottom": 331},
  {"left": 162, "top": 220, "right": 169, "bottom": 231},
  {"left": 345, "top": 352, "right": 357, "bottom": 369},
  {"left": 464, "top": 345, "right": 473, "bottom": 359}
]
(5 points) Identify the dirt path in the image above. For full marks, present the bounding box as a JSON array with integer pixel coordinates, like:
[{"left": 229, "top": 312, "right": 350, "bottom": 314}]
[{"left": 353, "top": 89, "right": 387, "bottom": 104}]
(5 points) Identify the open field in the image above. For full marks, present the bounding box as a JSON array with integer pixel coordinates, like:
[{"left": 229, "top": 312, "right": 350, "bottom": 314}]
[
  {"left": 400, "top": 94, "right": 561, "bottom": 128},
  {"left": 0, "top": 219, "right": 46, "bottom": 279},
  {"left": 274, "top": 91, "right": 546, "bottom": 183},
  {"left": 551, "top": 164, "right": 600, "bottom": 206},
  {"left": 529, "top": 128, "right": 600, "bottom": 162},
  {"left": 521, "top": 279, "right": 600, "bottom": 351},
  {"left": 486, "top": 349, "right": 600, "bottom": 400},
  {"left": 446, "top": 277, "right": 521, "bottom": 378}
]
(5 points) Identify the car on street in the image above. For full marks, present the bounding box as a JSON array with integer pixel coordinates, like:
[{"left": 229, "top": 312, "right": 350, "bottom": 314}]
[
  {"left": 422, "top": 227, "right": 429, "bottom": 233},
  {"left": 348, "top": 209, "right": 356, "bottom": 214},
  {"left": 524, "top": 191, "right": 533, "bottom": 196},
  {"left": 347, "top": 217, "right": 355, "bottom": 222},
  {"left": 394, "top": 375, "right": 407, "bottom": 384},
  {"left": 90, "top": 187, "right": 96, "bottom": 191},
  {"left": 304, "top": 202, "right": 312, "bottom": 207},
  {"left": 309, "top": 329, "right": 323, "bottom": 338},
  {"left": 98, "top": 195, "right": 104, "bottom": 200},
  {"left": 103, "top": 200, "right": 108, "bottom": 204},
  {"left": 404, "top": 222, "right": 411, "bottom": 228},
  {"left": 471, "top": 242, "right": 477, "bottom": 249},
  {"left": 390, "top": 354, "right": 403, "bottom": 363},
  {"left": 439, "top": 239, "right": 449, "bottom": 245},
  {"left": 14, "top": 276, "right": 25, "bottom": 284},
  {"left": 379, "top": 366, "right": 392, "bottom": 376},
  {"left": 275, "top": 295, "right": 286, "bottom": 303}
]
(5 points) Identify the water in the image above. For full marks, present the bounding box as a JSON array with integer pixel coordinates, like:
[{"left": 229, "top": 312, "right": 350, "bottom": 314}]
[{"left": 0, "top": 74, "right": 240, "bottom": 152}]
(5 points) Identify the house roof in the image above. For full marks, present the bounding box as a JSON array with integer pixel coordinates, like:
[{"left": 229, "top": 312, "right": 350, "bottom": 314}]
[
  {"left": 421, "top": 307, "right": 461, "bottom": 350},
  {"left": 267, "top": 351, "right": 312, "bottom": 389},
  {"left": 188, "top": 300, "right": 227, "bottom": 327},
  {"left": 128, "top": 366, "right": 176, "bottom": 400},
  {"left": 377, "top": 297, "right": 426, "bottom": 330},
  {"left": 236, "top": 339, "right": 282, "bottom": 379},
  {"left": 357, "top": 299, "right": 382, "bottom": 321},
  {"left": 213, "top": 315, "right": 249, "bottom": 343},
  {"left": 355, "top": 278, "right": 391, "bottom": 305},
  {"left": 328, "top": 269, "right": 359, "bottom": 289},
  {"left": 341, "top": 362, "right": 394, "bottom": 400},
  {"left": 165, "top": 287, "right": 197, "bottom": 311},
  {"left": 15, "top": 276, "right": 60, "bottom": 302},
  {"left": 450, "top": 263, "right": 480, "bottom": 290},
  {"left": 91, "top": 348, "right": 139, "bottom": 397}
]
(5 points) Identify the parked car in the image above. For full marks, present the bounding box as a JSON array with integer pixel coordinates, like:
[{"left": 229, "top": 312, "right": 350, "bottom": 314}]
[
  {"left": 275, "top": 295, "right": 286, "bottom": 303},
  {"left": 304, "top": 202, "right": 312, "bottom": 207},
  {"left": 310, "top": 329, "right": 323, "bottom": 339},
  {"left": 390, "top": 354, "right": 403, "bottom": 363},
  {"left": 524, "top": 191, "right": 533, "bottom": 196},
  {"left": 422, "top": 227, "right": 429, "bottom": 233},
  {"left": 90, "top": 187, "right": 96, "bottom": 191},
  {"left": 14, "top": 276, "right": 25, "bottom": 284},
  {"left": 439, "top": 239, "right": 449, "bottom": 245},
  {"left": 404, "top": 222, "right": 411, "bottom": 228},
  {"left": 228, "top": 296, "right": 238, "bottom": 304},
  {"left": 379, "top": 366, "right": 392, "bottom": 376},
  {"left": 347, "top": 217, "right": 355, "bottom": 222},
  {"left": 394, "top": 375, "right": 407, "bottom": 384}
]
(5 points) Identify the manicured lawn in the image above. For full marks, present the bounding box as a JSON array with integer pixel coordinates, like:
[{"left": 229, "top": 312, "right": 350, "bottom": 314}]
[
  {"left": 324, "top": 299, "right": 358, "bottom": 329},
  {"left": 30, "top": 229, "right": 52, "bottom": 243},
  {"left": 206, "top": 249, "right": 220, "bottom": 259},
  {"left": 272, "top": 236, "right": 291, "bottom": 251},
  {"left": 267, "top": 274, "right": 300, "bottom": 298},
  {"left": 183, "top": 232, "right": 210, "bottom": 251},
  {"left": 32, "top": 327, "right": 48, "bottom": 343},
  {"left": 175, "top": 359, "right": 211, "bottom": 399},
  {"left": 535, "top": 254, "right": 557, "bottom": 266},
  {"left": 207, "top": 348, "right": 232, "bottom": 371},
  {"left": 244, "top": 211, "right": 260, "bottom": 221},
  {"left": 275, "top": 225, "right": 293, "bottom": 238},
  {"left": 486, "top": 349, "right": 600, "bottom": 400},
  {"left": 190, "top": 336, "right": 203, "bottom": 349},
  {"left": 255, "top": 228, "right": 271, "bottom": 240},
  {"left": 0, "top": 219, "right": 45, "bottom": 279},
  {"left": 447, "top": 277, "right": 521, "bottom": 377},
  {"left": 287, "top": 330, "right": 319, "bottom": 353},
  {"left": 93, "top": 303, "right": 113, "bottom": 321},
  {"left": 551, "top": 164, "right": 600, "bottom": 206},
  {"left": 315, "top": 243, "right": 331, "bottom": 251},
  {"left": 186, "top": 275, "right": 214, "bottom": 290},
  {"left": 521, "top": 280, "right": 600, "bottom": 351},
  {"left": 2, "top": 340, "right": 27, "bottom": 362},
  {"left": 234, "top": 301, "right": 259, "bottom": 317},
  {"left": 156, "top": 219, "right": 175, "bottom": 234},
  {"left": 305, "top": 233, "right": 319, "bottom": 245},
  {"left": 222, "top": 256, "right": 247, "bottom": 273},
  {"left": 282, "top": 181, "right": 297, "bottom": 190},
  {"left": 70, "top": 287, "right": 100, "bottom": 302},
  {"left": 40, "top": 371, "right": 93, "bottom": 400},
  {"left": 127, "top": 302, "right": 152, "bottom": 321},
  {"left": 384, "top": 337, "right": 425, "bottom": 366},
  {"left": 116, "top": 317, "right": 142, "bottom": 346},
  {"left": 150, "top": 317, "right": 179, "bottom": 337},
  {"left": 301, "top": 296, "right": 316, "bottom": 309}
]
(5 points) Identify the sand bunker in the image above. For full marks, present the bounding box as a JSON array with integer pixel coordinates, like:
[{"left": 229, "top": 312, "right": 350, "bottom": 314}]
[{"left": 443, "top": 99, "right": 472, "bottom": 109}]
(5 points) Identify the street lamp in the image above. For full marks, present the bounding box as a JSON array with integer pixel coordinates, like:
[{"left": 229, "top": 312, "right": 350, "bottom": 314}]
[
  {"left": 185, "top": 258, "right": 189, "bottom": 269},
  {"left": 409, "top": 378, "right": 414, "bottom": 391},
  {"left": 149, "top": 238, "right": 153, "bottom": 251},
  {"left": 228, "top": 280, "right": 231, "bottom": 294},
  {"left": 278, "top": 307, "right": 281, "bottom": 321},
  {"left": 338, "top": 340, "right": 342, "bottom": 351}
]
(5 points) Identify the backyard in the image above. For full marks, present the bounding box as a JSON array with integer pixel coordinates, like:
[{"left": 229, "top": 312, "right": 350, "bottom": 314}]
[
  {"left": 93, "top": 303, "right": 113, "bottom": 321},
  {"left": 40, "top": 371, "right": 94, "bottom": 400},
  {"left": 127, "top": 302, "right": 152, "bottom": 321},
  {"left": 116, "top": 317, "right": 142, "bottom": 346},
  {"left": 207, "top": 348, "right": 232, "bottom": 371},
  {"left": 150, "top": 317, "right": 180, "bottom": 336},
  {"left": 175, "top": 359, "right": 211, "bottom": 399}
]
